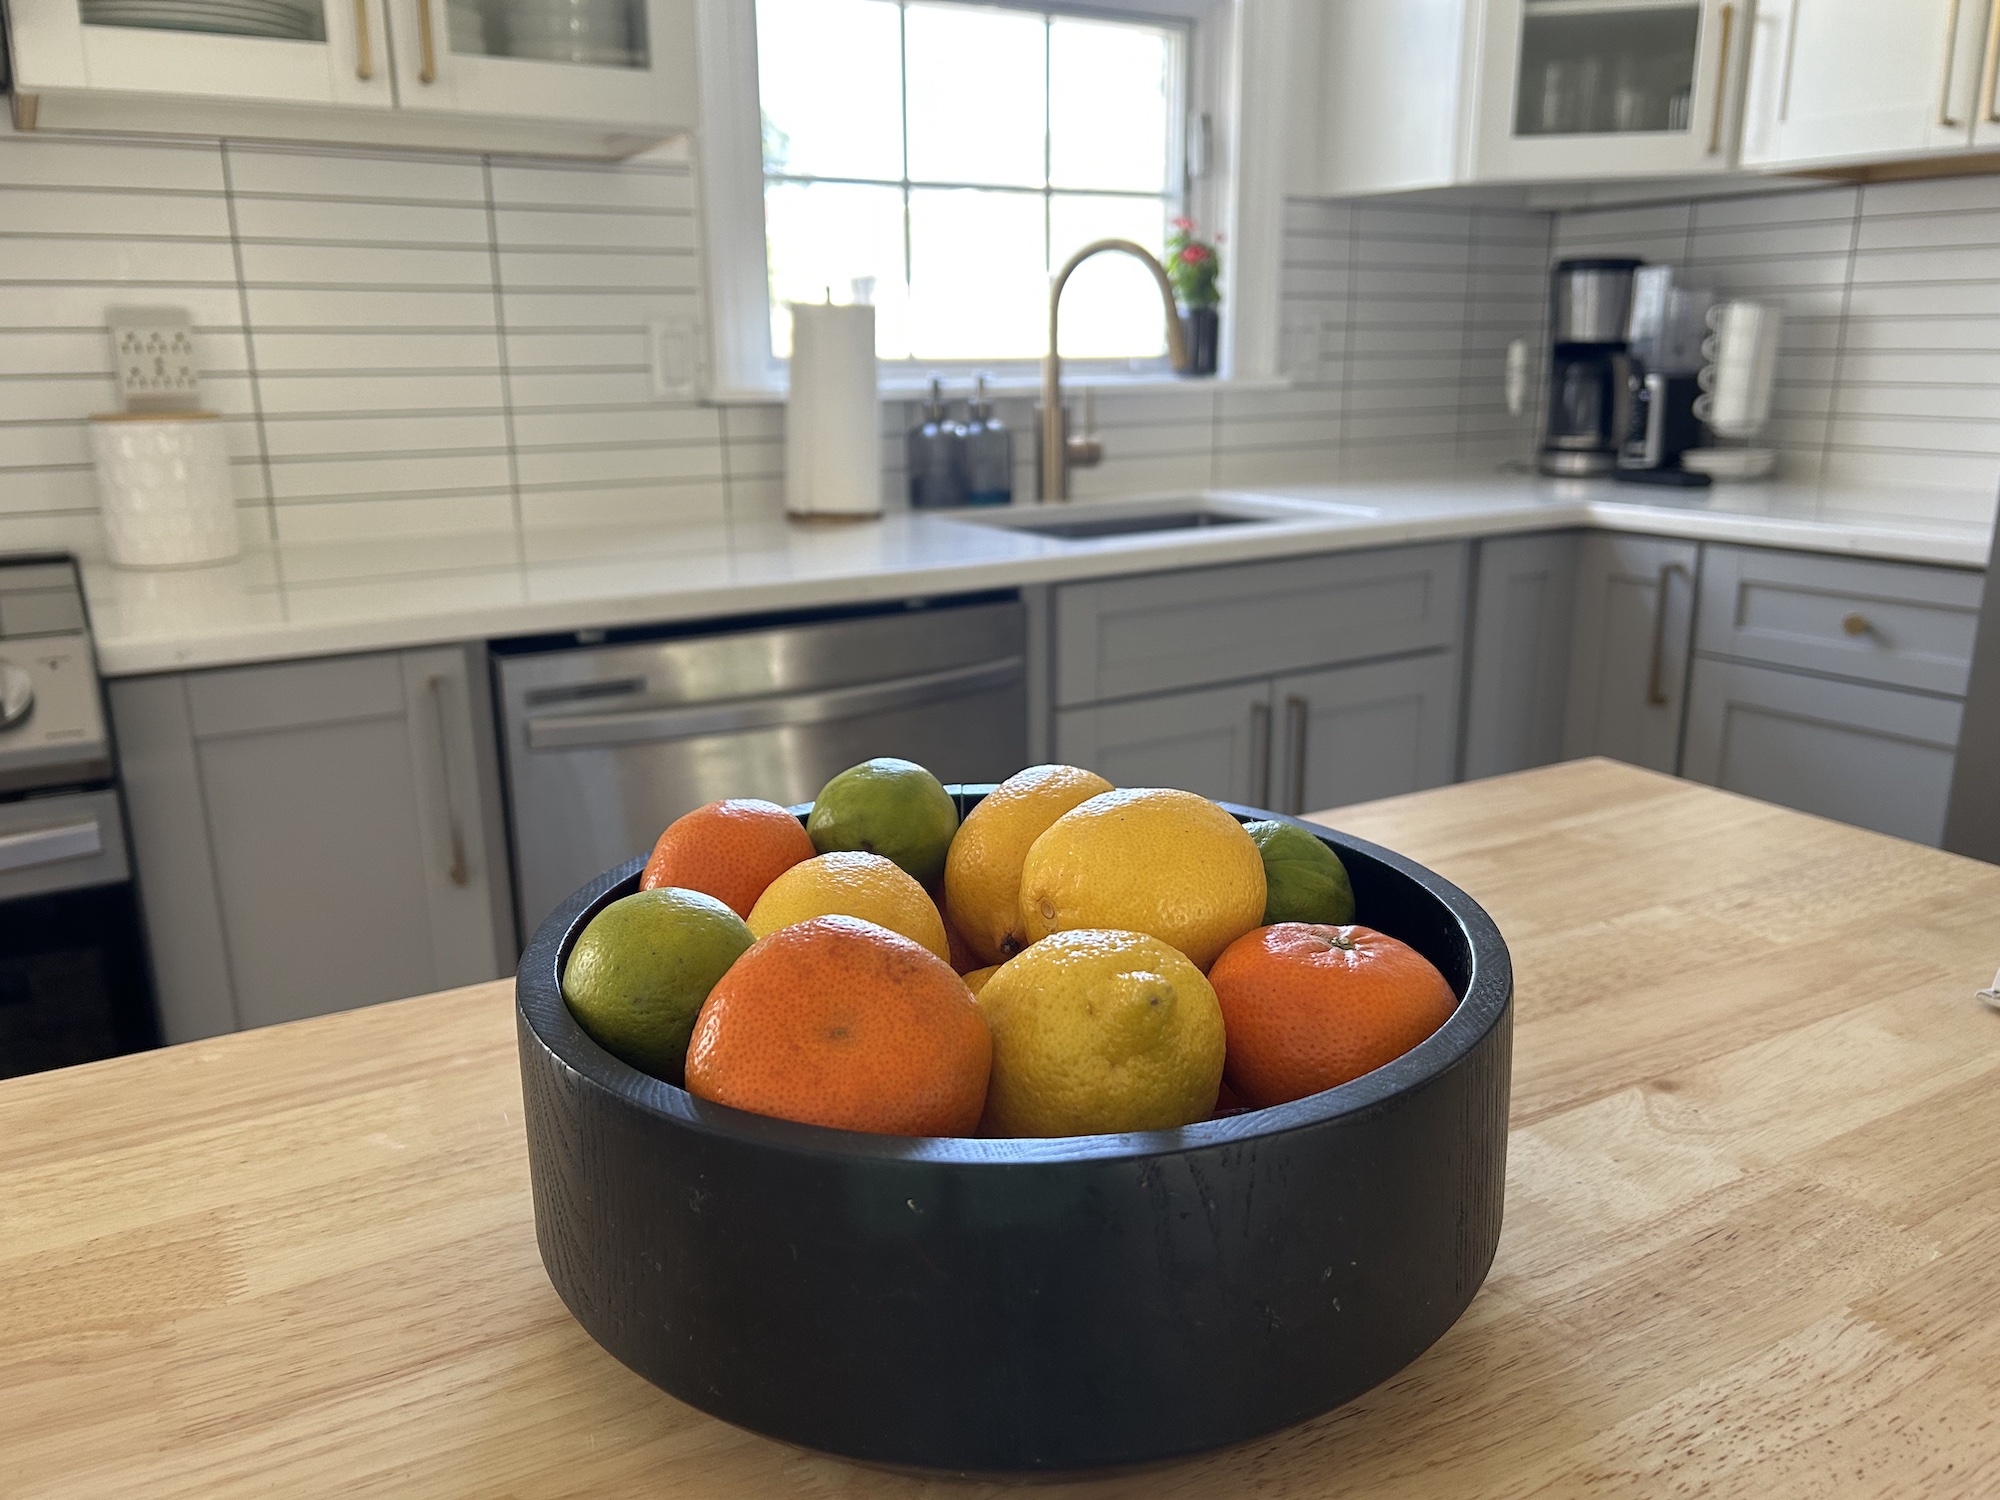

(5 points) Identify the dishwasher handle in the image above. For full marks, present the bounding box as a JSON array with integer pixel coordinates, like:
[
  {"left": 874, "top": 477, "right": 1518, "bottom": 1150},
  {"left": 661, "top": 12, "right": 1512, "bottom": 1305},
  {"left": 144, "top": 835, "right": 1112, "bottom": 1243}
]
[{"left": 525, "top": 655, "right": 1026, "bottom": 752}]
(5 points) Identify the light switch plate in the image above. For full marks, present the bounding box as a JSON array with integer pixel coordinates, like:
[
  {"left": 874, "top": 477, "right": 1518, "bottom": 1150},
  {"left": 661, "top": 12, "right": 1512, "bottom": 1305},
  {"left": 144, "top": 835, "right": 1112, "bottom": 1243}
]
[{"left": 107, "top": 306, "right": 201, "bottom": 412}]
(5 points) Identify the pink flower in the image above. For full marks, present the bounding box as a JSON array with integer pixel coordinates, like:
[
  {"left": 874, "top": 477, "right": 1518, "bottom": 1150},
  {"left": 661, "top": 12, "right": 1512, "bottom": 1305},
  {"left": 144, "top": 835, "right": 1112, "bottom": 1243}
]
[
  {"left": 1178, "top": 244, "right": 1210, "bottom": 264},
  {"left": 1171, "top": 216, "right": 1195, "bottom": 231}
]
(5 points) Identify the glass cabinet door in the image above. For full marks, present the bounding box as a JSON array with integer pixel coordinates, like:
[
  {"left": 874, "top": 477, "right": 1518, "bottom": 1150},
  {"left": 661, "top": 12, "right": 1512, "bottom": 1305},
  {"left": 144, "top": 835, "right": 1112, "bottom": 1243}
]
[
  {"left": 41, "top": 0, "right": 393, "bottom": 107},
  {"left": 386, "top": 0, "right": 692, "bottom": 129},
  {"left": 1475, "top": 0, "right": 1745, "bottom": 179}
]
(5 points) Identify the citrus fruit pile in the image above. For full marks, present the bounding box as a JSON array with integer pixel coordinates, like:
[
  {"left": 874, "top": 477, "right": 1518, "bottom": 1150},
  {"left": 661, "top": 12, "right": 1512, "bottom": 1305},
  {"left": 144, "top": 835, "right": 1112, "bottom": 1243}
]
[{"left": 560, "top": 756, "right": 1458, "bottom": 1139}]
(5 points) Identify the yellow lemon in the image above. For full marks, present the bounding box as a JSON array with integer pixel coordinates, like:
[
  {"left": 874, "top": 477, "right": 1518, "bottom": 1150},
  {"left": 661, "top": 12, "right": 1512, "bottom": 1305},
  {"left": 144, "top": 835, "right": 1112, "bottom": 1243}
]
[
  {"left": 1018, "top": 787, "right": 1266, "bottom": 970},
  {"left": 944, "top": 764, "right": 1114, "bottom": 966},
  {"left": 746, "top": 850, "right": 950, "bottom": 962},
  {"left": 962, "top": 963, "right": 1000, "bottom": 996},
  {"left": 977, "top": 929, "right": 1225, "bottom": 1137}
]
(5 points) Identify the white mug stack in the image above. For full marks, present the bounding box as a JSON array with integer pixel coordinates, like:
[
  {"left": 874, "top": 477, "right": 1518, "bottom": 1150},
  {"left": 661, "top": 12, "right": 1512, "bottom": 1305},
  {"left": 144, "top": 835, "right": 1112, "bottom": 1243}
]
[
  {"left": 89, "top": 412, "right": 241, "bottom": 568},
  {"left": 1699, "top": 300, "right": 1782, "bottom": 439}
]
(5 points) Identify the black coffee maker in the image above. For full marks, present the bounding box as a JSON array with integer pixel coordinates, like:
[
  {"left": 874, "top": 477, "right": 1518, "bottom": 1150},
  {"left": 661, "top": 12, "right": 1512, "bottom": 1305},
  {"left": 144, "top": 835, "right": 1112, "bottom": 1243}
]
[{"left": 1538, "top": 257, "right": 1640, "bottom": 478}]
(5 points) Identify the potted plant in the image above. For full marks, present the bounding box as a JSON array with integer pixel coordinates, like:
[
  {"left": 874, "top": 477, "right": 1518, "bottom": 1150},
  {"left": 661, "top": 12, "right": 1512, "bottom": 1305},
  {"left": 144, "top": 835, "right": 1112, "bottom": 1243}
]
[{"left": 1167, "top": 218, "right": 1221, "bottom": 376}]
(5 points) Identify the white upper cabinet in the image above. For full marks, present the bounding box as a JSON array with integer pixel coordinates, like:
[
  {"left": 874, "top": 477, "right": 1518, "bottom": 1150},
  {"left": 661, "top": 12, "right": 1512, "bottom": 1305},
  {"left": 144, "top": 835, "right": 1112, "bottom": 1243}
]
[
  {"left": 1305, "top": 0, "right": 1754, "bottom": 194},
  {"left": 1739, "top": 0, "right": 1997, "bottom": 170},
  {"left": 7, "top": 0, "right": 693, "bottom": 153},
  {"left": 1471, "top": 0, "right": 1750, "bottom": 180}
]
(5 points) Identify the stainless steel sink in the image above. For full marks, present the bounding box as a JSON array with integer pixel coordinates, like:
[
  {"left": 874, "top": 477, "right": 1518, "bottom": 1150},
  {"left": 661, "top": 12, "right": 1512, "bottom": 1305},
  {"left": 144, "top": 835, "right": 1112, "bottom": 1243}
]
[
  {"left": 958, "top": 495, "right": 1377, "bottom": 540},
  {"left": 993, "top": 506, "right": 1265, "bottom": 540}
]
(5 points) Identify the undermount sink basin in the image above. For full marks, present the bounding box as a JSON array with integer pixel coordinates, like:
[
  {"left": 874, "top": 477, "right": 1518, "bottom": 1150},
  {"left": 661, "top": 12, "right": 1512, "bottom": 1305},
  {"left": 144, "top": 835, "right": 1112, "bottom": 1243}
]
[
  {"left": 958, "top": 495, "right": 1376, "bottom": 541},
  {"left": 996, "top": 506, "right": 1265, "bottom": 540}
]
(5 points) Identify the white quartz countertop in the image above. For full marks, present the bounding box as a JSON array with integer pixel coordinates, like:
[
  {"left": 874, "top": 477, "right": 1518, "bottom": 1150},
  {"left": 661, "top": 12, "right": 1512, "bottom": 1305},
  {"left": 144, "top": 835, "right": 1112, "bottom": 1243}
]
[{"left": 79, "top": 474, "right": 1995, "bottom": 677}]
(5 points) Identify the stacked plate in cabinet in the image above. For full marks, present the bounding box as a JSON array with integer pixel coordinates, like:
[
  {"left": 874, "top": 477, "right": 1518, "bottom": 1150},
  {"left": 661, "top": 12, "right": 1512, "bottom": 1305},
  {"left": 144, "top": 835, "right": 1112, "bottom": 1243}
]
[
  {"left": 493, "top": 0, "right": 642, "bottom": 66},
  {"left": 81, "top": 0, "right": 323, "bottom": 38}
]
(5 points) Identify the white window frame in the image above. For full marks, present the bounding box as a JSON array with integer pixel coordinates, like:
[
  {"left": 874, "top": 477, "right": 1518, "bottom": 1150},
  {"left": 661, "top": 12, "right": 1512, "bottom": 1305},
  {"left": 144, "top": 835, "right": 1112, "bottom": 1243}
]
[{"left": 694, "top": 0, "right": 1292, "bottom": 400}]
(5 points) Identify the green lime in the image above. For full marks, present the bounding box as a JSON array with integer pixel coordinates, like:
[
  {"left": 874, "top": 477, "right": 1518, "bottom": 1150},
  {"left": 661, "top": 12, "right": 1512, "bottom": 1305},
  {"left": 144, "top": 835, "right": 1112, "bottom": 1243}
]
[
  {"left": 806, "top": 757, "right": 960, "bottom": 887},
  {"left": 1243, "top": 819, "right": 1356, "bottom": 927},
  {"left": 561, "top": 887, "right": 754, "bottom": 1084}
]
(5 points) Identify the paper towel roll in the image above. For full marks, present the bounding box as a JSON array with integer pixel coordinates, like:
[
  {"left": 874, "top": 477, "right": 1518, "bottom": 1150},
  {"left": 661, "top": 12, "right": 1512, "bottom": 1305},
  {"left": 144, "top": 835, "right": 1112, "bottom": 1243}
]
[{"left": 785, "top": 302, "right": 881, "bottom": 519}]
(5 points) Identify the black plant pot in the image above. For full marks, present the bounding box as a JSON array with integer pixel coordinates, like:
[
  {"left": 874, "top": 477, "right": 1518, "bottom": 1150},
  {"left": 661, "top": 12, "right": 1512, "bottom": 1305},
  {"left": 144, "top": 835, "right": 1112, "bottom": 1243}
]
[
  {"left": 1181, "top": 306, "right": 1220, "bottom": 375},
  {"left": 516, "top": 791, "right": 1512, "bottom": 1476}
]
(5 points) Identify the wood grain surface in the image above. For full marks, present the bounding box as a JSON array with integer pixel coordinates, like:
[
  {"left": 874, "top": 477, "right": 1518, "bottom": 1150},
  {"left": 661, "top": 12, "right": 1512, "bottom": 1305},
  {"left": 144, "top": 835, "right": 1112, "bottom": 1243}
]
[{"left": 4, "top": 759, "right": 1999, "bottom": 1497}]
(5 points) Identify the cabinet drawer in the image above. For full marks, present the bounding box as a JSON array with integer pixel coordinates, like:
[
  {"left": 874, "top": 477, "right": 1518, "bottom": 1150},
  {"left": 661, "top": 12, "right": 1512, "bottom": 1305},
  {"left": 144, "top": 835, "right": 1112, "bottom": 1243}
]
[
  {"left": 1053, "top": 542, "right": 1466, "bottom": 706},
  {"left": 1695, "top": 546, "right": 1985, "bottom": 697},
  {"left": 1683, "top": 657, "right": 1963, "bottom": 847}
]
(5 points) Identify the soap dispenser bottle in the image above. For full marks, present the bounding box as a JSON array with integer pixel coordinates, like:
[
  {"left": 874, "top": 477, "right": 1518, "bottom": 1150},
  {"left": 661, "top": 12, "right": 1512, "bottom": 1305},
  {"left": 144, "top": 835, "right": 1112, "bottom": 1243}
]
[
  {"left": 906, "top": 378, "right": 965, "bottom": 509},
  {"left": 961, "top": 375, "right": 1013, "bottom": 507}
]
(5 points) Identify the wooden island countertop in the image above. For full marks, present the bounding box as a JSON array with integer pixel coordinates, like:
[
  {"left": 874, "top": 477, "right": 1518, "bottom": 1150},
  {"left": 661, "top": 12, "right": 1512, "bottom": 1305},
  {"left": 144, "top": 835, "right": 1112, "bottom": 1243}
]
[{"left": 5, "top": 758, "right": 1999, "bottom": 1497}]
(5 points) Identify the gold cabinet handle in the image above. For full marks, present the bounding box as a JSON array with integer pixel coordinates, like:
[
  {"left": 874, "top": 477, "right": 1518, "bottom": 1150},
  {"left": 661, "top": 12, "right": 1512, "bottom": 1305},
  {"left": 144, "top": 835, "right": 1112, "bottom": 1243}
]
[
  {"left": 1249, "top": 699, "right": 1273, "bottom": 809},
  {"left": 1707, "top": 4, "right": 1737, "bottom": 154},
  {"left": 353, "top": 0, "right": 374, "bottom": 80},
  {"left": 1940, "top": 0, "right": 1967, "bottom": 126},
  {"left": 1981, "top": 0, "right": 2000, "bottom": 122},
  {"left": 1285, "top": 694, "right": 1310, "bottom": 816},
  {"left": 1842, "top": 612, "right": 1874, "bottom": 638},
  {"left": 417, "top": 0, "right": 439, "bottom": 84},
  {"left": 1647, "top": 562, "right": 1691, "bottom": 708}
]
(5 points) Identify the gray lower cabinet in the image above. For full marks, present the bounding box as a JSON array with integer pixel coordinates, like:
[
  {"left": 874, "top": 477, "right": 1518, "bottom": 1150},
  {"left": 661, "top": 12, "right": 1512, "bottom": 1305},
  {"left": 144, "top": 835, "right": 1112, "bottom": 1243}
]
[
  {"left": 1054, "top": 682, "right": 1275, "bottom": 806},
  {"left": 1273, "top": 654, "right": 1460, "bottom": 815},
  {"left": 1462, "top": 531, "right": 1581, "bottom": 779},
  {"left": 1682, "top": 658, "right": 1964, "bottom": 846},
  {"left": 1050, "top": 542, "right": 1468, "bottom": 817},
  {"left": 111, "top": 644, "right": 515, "bottom": 1043},
  {"left": 1563, "top": 532, "right": 1701, "bottom": 772}
]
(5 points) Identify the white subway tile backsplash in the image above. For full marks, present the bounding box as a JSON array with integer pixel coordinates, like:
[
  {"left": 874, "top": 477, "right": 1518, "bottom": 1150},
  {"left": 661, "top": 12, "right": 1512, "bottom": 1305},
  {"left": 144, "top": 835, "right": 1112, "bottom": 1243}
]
[
  {"left": 496, "top": 248, "right": 698, "bottom": 292},
  {"left": 499, "top": 289, "right": 698, "bottom": 329},
  {"left": 261, "top": 412, "right": 512, "bottom": 457},
  {"left": 0, "top": 187, "right": 232, "bottom": 238},
  {"left": 245, "top": 285, "right": 500, "bottom": 328},
  {"left": 502, "top": 329, "right": 650, "bottom": 368},
  {"left": 510, "top": 405, "right": 721, "bottom": 448},
  {"left": 226, "top": 147, "right": 486, "bottom": 205},
  {"left": 237, "top": 242, "right": 497, "bottom": 287},
  {"left": 250, "top": 330, "right": 502, "bottom": 371},
  {"left": 0, "top": 237, "right": 238, "bottom": 284},
  {"left": 488, "top": 162, "right": 692, "bottom": 211},
  {"left": 254, "top": 372, "right": 508, "bottom": 414},
  {"left": 493, "top": 207, "right": 697, "bottom": 251},
  {"left": 269, "top": 451, "right": 515, "bottom": 500},
  {"left": 0, "top": 138, "right": 224, "bottom": 194},
  {"left": 0, "top": 284, "right": 243, "bottom": 329},
  {"left": 230, "top": 195, "right": 492, "bottom": 246}
]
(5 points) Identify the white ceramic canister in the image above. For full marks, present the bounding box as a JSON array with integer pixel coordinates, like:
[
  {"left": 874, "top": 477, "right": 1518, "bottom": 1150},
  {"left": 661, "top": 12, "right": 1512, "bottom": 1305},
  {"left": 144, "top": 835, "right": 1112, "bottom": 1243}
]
[{"left": 88, "top": 412, "right": 241, "bottom": 568}]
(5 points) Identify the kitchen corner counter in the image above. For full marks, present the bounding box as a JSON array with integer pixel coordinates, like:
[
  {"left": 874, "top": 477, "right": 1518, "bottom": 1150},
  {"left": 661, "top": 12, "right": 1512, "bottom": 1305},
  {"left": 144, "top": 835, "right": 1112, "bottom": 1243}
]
[
  {"left": 77, "top": 475, "right": 1995, "bottom": 676},
  {"left": 6, "top": 760, "right": 2000, "bottom": 1496}
]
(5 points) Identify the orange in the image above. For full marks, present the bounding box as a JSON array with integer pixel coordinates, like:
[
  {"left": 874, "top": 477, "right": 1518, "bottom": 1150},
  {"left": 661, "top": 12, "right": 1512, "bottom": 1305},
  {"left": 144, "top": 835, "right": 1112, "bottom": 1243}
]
[
  {"left": 684, "top": 915, "right": 991, "bottom": 1137},
  {"left": 1209, "top": 924, "right": 1457, "bottom": 1109},
  {"left": 641, "top": 799, "right": 815, "bottom": 919}
]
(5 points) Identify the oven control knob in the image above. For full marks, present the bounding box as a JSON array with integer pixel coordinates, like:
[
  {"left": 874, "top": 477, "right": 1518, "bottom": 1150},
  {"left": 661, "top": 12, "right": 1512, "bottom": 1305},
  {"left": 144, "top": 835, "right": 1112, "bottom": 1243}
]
[{"left": 0, "top": 661, "right": 33, "bottom": 729}]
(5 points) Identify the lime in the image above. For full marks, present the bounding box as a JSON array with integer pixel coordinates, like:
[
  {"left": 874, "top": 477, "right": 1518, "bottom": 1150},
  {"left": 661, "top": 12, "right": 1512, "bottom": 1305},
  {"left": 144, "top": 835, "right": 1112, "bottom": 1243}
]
[
  {"left": 1243, "top": 819, "right": 1356, "bottom": 927},
  {"left": 806, "top": 757, "right": 960, "bottom": 887},
  {"left": 561, "top": 887, "right": 754, "bottom": 1084}
]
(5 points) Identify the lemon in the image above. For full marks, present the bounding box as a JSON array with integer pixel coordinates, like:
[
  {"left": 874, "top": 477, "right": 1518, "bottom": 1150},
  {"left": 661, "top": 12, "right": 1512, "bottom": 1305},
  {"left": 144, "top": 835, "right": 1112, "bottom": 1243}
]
[
  {"left": 561, "top": 887, "right": 754, "bottom": 1085},
  {"left": 1018, "top": 787, "right": 1266, "bottom": 970},
  {"left": 807, "top": 757, "right": 960, "bottom": 886},
  {"left": 977, "top": 929, "right": 1225, "bottom": 1137},
  {"left": 962, "top": 963, "right": 1000, "bottom": 996},
  {"left": 747, "top": 850, "right": 950, "bottom": 961},
  {"left": 1244, "top": 819, "right": 1355, "bottom": 926},
  {"left": 944, "top": 764, "right": 1114, "bottom": 966}
]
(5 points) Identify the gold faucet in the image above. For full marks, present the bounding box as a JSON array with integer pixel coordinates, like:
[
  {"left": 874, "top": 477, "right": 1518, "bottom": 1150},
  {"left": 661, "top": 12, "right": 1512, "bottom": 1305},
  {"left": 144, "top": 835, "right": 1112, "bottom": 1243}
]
[{"left": 1039, "top": 239, "right": 1192, "bottom": 501}]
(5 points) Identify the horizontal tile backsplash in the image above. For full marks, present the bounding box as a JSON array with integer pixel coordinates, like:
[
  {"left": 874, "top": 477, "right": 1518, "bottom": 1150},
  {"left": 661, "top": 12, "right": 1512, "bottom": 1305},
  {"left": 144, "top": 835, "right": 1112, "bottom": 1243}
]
[
  {"left": 1553, "top": 177, "right": 2000, "bottom": 494},
  {"left": 0, "top": 124, "right": 1549, "bottom": 557}
]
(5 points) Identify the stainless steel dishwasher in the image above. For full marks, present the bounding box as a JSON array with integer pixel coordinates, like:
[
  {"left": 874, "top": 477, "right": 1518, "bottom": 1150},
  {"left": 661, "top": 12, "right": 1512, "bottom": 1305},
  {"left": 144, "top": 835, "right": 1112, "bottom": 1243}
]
[{"left": 495, "top": 595, "right": 1027, "bottom": 935}]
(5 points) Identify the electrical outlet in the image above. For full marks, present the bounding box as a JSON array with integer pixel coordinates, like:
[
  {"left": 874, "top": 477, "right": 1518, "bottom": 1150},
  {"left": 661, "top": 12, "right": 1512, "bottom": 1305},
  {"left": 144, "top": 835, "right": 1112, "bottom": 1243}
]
[
  {"left": 648, "top": 317, "right": 700, "bottom": 399},
  {"left": 107, "top": 306, "right": 201, "bottom": 412}
]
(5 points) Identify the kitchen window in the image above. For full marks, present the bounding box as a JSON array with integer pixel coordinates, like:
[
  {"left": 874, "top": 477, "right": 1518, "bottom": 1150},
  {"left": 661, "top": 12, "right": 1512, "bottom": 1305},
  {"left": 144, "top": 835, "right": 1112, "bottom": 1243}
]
[{"left": 755, "top": 0, "right": 1188, "bottom": 369}]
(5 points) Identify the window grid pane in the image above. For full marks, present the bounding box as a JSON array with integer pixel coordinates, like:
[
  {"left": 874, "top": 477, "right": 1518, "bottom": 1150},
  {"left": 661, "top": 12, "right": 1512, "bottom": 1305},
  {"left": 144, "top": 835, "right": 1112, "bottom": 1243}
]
[{"left": 757, "top": 0, "right": 1186, "bottom": 365}]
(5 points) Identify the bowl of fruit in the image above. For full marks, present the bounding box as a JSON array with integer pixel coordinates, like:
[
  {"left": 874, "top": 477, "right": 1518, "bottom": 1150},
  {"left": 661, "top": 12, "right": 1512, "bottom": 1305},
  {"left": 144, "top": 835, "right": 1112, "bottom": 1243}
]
[{"left": 516, "top": 759, "right": 1511, "bottom": 1476}]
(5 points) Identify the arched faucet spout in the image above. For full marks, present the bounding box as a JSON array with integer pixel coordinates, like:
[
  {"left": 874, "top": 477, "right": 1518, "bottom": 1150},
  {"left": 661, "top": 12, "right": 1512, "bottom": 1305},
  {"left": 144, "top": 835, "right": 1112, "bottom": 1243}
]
[{"left": 1039, "top": 239, "right": 1192, "bottom": 501}]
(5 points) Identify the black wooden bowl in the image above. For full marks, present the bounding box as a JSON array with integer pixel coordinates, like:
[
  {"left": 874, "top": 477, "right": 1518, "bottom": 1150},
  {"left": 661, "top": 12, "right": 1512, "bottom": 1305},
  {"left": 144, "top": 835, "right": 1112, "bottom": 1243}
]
[{"left": 516, "top": 791, "right": 1512, "bottom": 1475}]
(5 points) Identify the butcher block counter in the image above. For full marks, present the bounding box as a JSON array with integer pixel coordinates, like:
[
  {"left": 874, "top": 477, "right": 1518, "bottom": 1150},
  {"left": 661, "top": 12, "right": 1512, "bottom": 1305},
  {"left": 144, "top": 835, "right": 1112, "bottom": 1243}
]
[{"left": 5, "top": 758, "right": 1999, "bottom": 1498}]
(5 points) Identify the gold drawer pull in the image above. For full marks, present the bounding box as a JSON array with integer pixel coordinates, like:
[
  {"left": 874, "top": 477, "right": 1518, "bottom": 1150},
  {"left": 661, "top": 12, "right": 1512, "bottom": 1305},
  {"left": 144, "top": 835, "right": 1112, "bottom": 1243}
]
[
  {"left": 1842, "top": 612, "right": 1873, "bottom": 638},
  {"left": 353, "top": 0, "right": 373, "bottom": 80}
]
